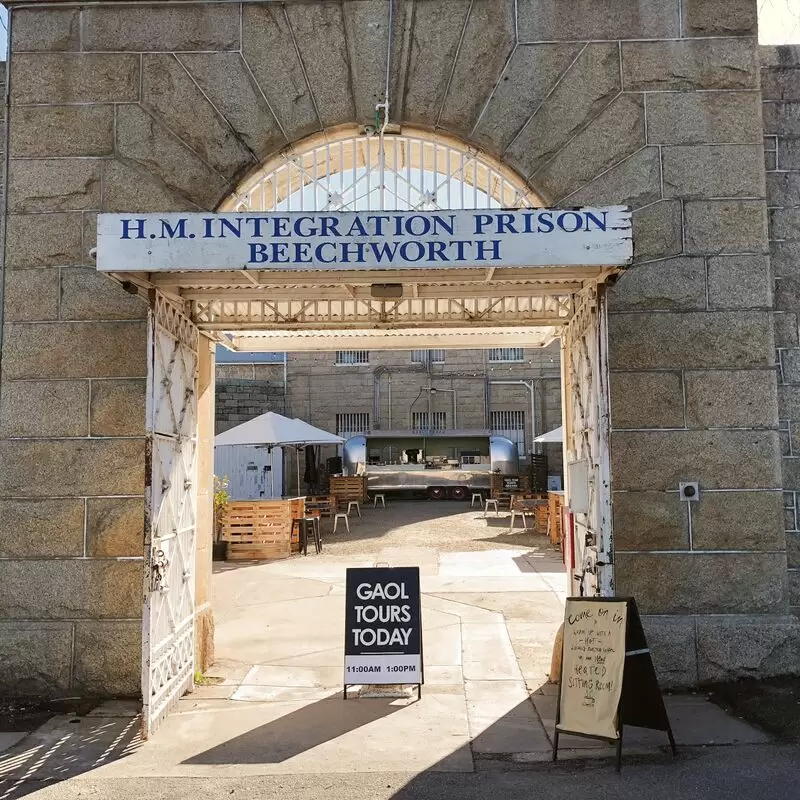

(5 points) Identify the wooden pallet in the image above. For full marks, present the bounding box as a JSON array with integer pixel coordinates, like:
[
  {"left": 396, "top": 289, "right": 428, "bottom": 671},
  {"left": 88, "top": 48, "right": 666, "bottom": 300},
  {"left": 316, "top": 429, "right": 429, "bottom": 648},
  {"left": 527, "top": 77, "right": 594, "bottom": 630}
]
[
  {"left": 330, "top": 476, "right": 367, "bottom": 507},
  {"left": 535, "top": 503, "right": 549, "bottom": 535},
  {"left": 304, "top": 495, "right": 334, "bottom": 517},
  {"left": 220, "top": 500, "right": 293, "bottom": 561}
]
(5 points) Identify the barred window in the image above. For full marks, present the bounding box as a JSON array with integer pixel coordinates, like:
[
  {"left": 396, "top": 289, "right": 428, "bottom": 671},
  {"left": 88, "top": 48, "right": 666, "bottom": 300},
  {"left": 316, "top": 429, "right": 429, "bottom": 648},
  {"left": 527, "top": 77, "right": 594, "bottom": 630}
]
[
  {"left": 336, "top": 412, "right": 370, "bottom": 438},
  {"left": 335, "top": 350, "right": 369, "bottom": 365},
  {"left": 488, "top": 347, "right": 524, "bottom": 362},
  {"left": 412, "top": 411, "right": 447, "bottom": 431},
  {"left": 411, "top": 349, "right": 446, "bottom": 364},
  {"left": 490, "top": 410, "right": 526, "bottom": 456}
]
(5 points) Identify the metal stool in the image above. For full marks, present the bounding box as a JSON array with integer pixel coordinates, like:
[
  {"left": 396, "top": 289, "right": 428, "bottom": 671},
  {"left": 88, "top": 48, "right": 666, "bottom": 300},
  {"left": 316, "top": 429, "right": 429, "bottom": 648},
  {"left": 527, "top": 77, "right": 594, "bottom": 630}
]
[
  {"left": 471, "top": 492, "right": 483, "bottom": 508},
  {"left": 484, "top": 498, "right": 500, "bottom": 517},
  {"left": 347, "top": 500, "right": 361, "bottom": 518},
  {"left": 300, "top": 517, "right": 321, "bottom": 555},
  {"left": 333, "top": 512, "right": 350, "bottom": 533},
  {"left": 373, "top": 494, "right": 386, "bottom": 508},
  {"left": 509, "top": 509, "right": 531, "bottom": 530}
]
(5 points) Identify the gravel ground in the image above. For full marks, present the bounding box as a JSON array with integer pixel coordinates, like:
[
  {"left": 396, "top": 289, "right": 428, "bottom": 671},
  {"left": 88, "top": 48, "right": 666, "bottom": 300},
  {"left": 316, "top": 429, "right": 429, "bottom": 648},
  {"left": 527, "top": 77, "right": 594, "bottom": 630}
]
[{"left": 320, "top": 498, "right": 551, "bottom": 556}]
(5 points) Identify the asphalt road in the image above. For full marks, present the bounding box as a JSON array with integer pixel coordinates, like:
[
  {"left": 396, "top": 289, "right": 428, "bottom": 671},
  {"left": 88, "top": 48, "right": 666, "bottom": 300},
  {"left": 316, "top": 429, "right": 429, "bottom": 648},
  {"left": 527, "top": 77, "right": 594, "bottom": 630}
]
[{"left": 3, "top": 745, "right": 798, "bottom": 800}]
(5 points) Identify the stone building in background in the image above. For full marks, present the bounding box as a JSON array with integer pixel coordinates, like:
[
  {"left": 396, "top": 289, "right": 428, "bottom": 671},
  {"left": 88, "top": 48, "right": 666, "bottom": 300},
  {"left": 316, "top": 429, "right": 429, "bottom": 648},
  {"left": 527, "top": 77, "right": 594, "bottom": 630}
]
[{"left": 215, "top": 343, "right": 565, "bottom": 490}]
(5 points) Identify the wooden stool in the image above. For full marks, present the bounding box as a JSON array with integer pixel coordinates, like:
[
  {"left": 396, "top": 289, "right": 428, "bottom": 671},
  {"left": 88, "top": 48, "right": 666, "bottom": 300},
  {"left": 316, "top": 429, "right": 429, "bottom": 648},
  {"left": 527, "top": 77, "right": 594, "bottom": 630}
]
[
  {"left": 484, "top": 498, "right": 500, "bottom": 517},
  {"left": 347, "top": 501, "right": 361, "bottom": 518},
  {"left": 373, "top": 494, "right": 386, "bottom": 508},
  {"left": 333, "top": 512, "right": 350, "bottom": 533},
  {"left": 471, "top": 492, "right": 483, "bottom": 508}
]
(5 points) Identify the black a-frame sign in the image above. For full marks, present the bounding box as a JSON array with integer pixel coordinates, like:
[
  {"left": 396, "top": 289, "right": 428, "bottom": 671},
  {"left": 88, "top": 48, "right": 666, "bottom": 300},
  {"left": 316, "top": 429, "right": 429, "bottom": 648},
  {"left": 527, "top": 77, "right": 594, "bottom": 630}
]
[{"left": 552, "top": 597, "right": 676, "bottom": 771}]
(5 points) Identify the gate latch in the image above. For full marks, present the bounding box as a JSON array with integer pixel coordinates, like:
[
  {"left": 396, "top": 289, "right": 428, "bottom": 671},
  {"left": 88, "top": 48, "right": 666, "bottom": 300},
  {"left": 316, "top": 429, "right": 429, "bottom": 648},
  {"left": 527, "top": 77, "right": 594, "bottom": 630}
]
[{"left": 150, "top": 549, "right": 170, "bottom": 593}]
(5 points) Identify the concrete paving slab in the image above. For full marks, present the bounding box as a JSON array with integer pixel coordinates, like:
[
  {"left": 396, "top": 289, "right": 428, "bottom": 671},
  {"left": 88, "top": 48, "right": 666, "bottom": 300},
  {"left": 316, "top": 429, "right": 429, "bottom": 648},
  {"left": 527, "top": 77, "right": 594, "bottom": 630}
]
[
  {"left": 439, "top": 550, "right": 538, "bottom": 577},
  {"left": 666, "top": 695, "right": 771, "bottom": 745},
  {"left": 424, "top": 593, "right": 503, "bottom": 622},
  {"left": 535, "top": 570, "right": 570, "bottom": 594},
  {"left": 93, "top": 696, "right": 473, "bottom": 776},
  {"left": 422, "top": 621, "right": 463, "bottom": 666},
  {"left": 420, "top": 605, "right": 462, "bottom": 630},
  {"left": 263, "top": 559, "right": 372, "bottom": 581},
  {"left": 462, "top": 622, "right": 523, "bottom": 681},
  {"left": 505, "top": 620, "right": 561, "bottom": 680},
  {"left": 192, "top": 684, "right": 238, "bottom": 700},
  {"left": 231, "top": 685, "right": 342, "bottom": 702},
  {"left": 422, "top": 575, "right": 557, "bottom": 593},
  {"left": 214, "top": 572, "right": 335, "bottom": 608},
  {"left": 240, "top": 665, "right": 343, "bottom": 688},
  {"left": 375, "top": 546, "right": 439, "bottom": 574},
  {"left": 216, "top": 596, "right": 345, "bottom": 664},
  {"left": 423, "top": 665, "right": 464, "bottom": 685},
  {"left": 0, "top": 732, "right": 27, "bottom": 754},
  {"left": 203, "top": 658, "right": 255, "bottom": 685},
  {"left": 529, "top": 680, "right": 560, "bottom": 696},
  {"left": 265, "top": 647, "right": 345, "bottom": 668},
  {"left": 86, "top": 700, "right": 141, "bottom": 717},
  {"left": 431, "top": 591, "right": 564, "bottom": 622},
  {"left": 465, "top": 680, "right": 551, "bottom": 754}
]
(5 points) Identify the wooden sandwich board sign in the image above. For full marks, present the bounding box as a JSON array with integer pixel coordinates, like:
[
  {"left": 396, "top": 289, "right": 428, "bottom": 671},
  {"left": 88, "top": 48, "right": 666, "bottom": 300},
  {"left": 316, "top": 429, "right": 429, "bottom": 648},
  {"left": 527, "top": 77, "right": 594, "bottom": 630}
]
[
  {"left": 343, "top": 566, "right": 423, "bottom": 699},
  {"left": 552, "top": 597, "right": 676, "bottom": 771}
]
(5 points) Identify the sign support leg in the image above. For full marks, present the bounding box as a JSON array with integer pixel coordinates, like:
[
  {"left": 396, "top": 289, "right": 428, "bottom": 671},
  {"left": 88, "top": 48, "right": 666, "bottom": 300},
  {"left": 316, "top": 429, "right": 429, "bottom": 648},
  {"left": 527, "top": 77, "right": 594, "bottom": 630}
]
[
  {"left": 552, "top": 684, "right": 562, "bottom": 762},
  {"left": 551, "top": 728, "right": 560, "bottom": 762},
  {"left": 616, "top": 725, "right": 623, "bottom": 773},
  {"left": 667, "top": 726, "right": 677, "bottom": 757}
]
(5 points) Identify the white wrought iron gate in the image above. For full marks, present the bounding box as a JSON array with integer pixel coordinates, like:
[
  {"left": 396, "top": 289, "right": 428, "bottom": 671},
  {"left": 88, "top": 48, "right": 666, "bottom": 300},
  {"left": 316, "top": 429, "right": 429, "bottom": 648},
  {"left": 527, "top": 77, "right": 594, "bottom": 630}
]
[
  {"left": 562, "top": 285, "right": 613, "bottom": 597},
  {"left": 142, "top": 293, "right": 200, "bottom": 738}
]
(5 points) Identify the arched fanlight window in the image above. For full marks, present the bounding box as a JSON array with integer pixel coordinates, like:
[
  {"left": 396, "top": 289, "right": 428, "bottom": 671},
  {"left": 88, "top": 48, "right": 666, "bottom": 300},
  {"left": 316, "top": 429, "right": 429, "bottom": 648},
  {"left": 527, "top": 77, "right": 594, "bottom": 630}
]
[{"left": 220, "top": 127, "right": 541, "bottom": 213}]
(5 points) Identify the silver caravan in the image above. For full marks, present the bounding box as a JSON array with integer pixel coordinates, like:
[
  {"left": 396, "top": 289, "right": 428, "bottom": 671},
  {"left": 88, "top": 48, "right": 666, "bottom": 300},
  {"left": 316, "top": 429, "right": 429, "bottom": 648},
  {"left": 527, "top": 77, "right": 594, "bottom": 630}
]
[{"left": 341, "top": 430, "right": 519, "bottom": 500}]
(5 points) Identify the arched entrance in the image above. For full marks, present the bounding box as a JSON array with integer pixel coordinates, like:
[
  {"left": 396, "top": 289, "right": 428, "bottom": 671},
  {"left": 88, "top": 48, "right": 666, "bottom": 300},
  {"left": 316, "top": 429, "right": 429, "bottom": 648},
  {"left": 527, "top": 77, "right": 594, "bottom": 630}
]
[
  {"left": 1, "top": 0, "right": 791, "bottom": 757},
  {"left": 99, "top": 126, "right": 625, "bottom": 736}
]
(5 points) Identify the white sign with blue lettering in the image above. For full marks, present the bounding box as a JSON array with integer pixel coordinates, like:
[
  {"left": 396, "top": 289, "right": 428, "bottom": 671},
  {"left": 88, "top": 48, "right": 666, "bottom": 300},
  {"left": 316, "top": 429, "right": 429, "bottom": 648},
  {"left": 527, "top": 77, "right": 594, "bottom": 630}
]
[{"left": 96, "top": 208, "right": 632, "bottom": 272}]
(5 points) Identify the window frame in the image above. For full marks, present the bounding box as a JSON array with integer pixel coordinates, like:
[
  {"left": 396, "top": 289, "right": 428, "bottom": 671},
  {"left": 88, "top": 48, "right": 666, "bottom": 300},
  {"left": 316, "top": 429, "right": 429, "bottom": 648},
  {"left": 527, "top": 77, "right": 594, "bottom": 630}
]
[
  {"left": 488, "top": 347, "right": 524, "bottom": 363},
  {"left": 335, "top": 350, "right": 369, "bottom": 366},
  {"left": 335, "top": 412, "right": 370, "bottom": 438},
  {"left": 411, "top": 411, "right": 447, "bottom": 431},
  {"left": 411, "top": 349, "right": 446, "bottom": 364}
]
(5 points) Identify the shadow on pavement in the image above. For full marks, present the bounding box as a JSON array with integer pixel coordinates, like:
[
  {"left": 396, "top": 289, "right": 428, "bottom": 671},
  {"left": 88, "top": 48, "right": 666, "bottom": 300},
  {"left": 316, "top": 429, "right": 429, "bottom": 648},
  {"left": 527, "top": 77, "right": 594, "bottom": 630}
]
[
  {"left": 182, "top": 695, "right": 404, "bottom": 765},
  {"left": 0, "top": 706, "right": 142, "bottom": 799}
]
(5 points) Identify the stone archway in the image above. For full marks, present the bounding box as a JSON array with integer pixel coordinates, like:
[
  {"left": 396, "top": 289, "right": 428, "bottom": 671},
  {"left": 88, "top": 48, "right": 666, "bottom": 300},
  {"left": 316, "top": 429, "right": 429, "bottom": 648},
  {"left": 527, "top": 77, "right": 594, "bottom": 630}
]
[{"left": 0, "top": 0, "right": 790, "bottom": 713}]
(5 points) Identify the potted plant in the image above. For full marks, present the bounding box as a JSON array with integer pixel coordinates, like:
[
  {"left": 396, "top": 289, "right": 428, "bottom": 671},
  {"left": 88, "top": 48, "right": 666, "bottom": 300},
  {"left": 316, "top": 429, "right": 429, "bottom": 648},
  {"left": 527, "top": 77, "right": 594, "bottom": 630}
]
[{"left": 213, "top": 475, "right": 230, "bottom": 561}]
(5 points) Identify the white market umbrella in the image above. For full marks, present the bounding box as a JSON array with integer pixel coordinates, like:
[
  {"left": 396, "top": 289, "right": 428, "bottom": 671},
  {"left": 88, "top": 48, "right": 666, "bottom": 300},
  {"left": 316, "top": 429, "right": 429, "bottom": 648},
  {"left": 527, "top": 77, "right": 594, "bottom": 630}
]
[
  {"left": 215, "top": 411, "right": 311, "bottom": 448},
  {"left": 290, "top": 418, "right": 345, "bottom": 446},
  {"left": 533, "top": 426, "right": 564, "bottom": 444},
  {"left": 215, "top": 412, "right": 343, "bottom": 495}
]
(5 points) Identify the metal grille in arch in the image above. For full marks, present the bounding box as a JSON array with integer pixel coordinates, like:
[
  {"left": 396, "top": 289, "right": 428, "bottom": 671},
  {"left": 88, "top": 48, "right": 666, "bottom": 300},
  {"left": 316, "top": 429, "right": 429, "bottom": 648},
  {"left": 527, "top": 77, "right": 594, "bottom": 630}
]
[{"left": 224, "top": 132, "right": 540, "bottom": 214}]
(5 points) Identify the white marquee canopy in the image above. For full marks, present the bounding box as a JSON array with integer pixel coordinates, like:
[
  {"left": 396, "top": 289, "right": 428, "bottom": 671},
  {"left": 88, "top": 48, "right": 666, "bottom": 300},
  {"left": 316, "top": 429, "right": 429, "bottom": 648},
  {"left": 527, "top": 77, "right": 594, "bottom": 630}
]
[{"left": 214, "top": 411, "right": 343, "bottom": 448}]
